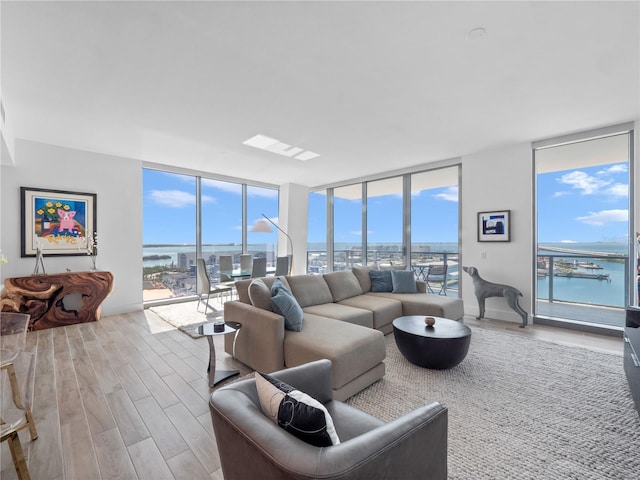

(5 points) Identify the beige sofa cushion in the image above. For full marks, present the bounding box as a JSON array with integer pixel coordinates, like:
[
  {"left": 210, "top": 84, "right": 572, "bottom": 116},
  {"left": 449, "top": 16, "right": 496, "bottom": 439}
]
[
  {"left": 367, "top": 291, "right": 464, "bottom": 320},
  {"left": 338, "top": 294, "right": 403, "bottom": 331},
  {"left": 286, "top": 275, "right": 334, "bottom": 308},
  {"left": 235, "top": 278, "right": 253, "bottom": 304},
  {"left": 352, "top": 265, "right": 375, "bottom": 293},
  {"left": 323, "top": 271, "right": 363, "bottom": 302},
  {"left": 284, "top": 314, "right": 386, "bottom": 390},
  {"left": 248, "top": 278, "right": 273, "bottom": 311},
  {"left": 302, "top": 303, "right": 373, "bottom": 329},
  {"left": 245, "top": 276, "right": 292, "bottom": 310}
]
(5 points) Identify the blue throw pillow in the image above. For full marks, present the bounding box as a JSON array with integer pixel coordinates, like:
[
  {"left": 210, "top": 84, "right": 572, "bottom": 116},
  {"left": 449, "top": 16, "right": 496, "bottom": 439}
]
[
  {"left": 271, "top": 280, "right": 304, "bottom": 331},
  {"left": 391, "top": 270, "right": 418, "bottom": 293},
  {"left": 369, "top": 270, "right": 393, "bottom": 292}
]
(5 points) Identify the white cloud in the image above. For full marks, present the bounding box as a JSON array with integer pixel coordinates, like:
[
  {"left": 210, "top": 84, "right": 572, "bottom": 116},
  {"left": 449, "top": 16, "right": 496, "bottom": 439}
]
[
  {"left": 560, "top": 239, "right": 577, "bottom": 243},
  {"left": 576, "top": 209, "right": 628, "bottom": 226},
  {"left": 434, "top": 186, "right": 459, "bottom": 202},
  {"left": 149, "top": 190, "right": 200, "bottom": 208},
  {"left": 599, "top": 164, "right": 628, "bottom": 174},
  {"left": 605, "top": 183, "right": 628, "bottom": 197},
  {"left": 557, "top": 171, "right": 610, "bottom": 195},
  {"left": 553, "top": 191, "right": 570, "bottom": 198}
]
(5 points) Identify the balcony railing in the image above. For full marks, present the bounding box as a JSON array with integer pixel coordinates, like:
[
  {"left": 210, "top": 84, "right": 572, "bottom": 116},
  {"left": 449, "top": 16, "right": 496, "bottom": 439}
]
[
  {"left": 536, "top": 253, "right": 628, "bottom": 308},
  {"left": 306, "top": 250, "right": 460, "bottom": 296}
]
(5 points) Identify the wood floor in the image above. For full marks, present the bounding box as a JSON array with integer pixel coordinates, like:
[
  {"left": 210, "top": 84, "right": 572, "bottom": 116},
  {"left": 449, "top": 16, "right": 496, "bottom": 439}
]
[{"left": 1, "top": 310, "right": 622, "bottom": 480}]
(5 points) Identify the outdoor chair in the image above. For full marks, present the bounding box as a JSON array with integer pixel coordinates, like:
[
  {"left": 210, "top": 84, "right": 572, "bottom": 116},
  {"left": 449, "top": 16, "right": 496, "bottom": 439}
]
[{"left": 426, "top": 263, "right": 448, "bottom": 295}]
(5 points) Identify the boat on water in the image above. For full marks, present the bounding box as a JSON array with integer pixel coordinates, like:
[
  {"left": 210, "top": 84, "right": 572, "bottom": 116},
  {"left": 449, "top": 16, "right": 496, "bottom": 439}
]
[
  {"left": 553, "top": 270, "right": 610, "bottom": 281},
  {"left": 577, "top": 261, "right": 603, "bottom": 269}
]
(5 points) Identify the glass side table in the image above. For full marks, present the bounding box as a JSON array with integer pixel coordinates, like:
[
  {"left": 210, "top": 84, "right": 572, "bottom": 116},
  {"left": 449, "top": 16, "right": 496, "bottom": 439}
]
[{"left": 198, "top": 321, "right": 243, "bottom": 387}]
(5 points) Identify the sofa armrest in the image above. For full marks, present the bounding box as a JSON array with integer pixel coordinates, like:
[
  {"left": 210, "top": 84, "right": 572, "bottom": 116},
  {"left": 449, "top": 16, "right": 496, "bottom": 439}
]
[
  {"left": 317, "top": 402, "right": 447, "bottom": 479},
  {"left": 223, "top": 300, "right": 286, "bottom": 372}
]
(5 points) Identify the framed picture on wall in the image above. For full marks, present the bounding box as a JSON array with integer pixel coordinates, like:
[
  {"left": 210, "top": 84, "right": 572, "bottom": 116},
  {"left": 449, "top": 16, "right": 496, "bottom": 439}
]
[
  {"left": 21, "top": 187, "right": 97, "bottom": 256},
  {"left": 478, "top": 210, "right": 510, "bottom": 242}
]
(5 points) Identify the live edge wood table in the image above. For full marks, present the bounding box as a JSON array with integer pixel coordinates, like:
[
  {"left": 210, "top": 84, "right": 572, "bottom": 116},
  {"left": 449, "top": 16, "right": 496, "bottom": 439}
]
[{"left": 0, "top": 271, "right": 114, "bottom": 331}]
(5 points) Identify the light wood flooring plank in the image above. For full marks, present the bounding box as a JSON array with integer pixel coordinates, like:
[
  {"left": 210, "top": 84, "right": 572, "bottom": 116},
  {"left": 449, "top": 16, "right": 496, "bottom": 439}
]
[
  {"left": 134, "top": 395, "right": 189, "bottom": 460},
  {"left": 162, "top": 353, "right": 201, "bottom": 383},
  {"left": 167, "top": 449, "right": 211, "bottom": 480},
  {"left": 165, "top": 403, "right": 221, "bottom": 474},
  {"left": 29, "top": 328, "right": 64, "bottom": 480},
  {"left": 113, "top": 363, "right": 151, "bottom": 402},
  {"left": 67, "top": 336, "right": 117, "bottom": 436},
  {"left": 93, "top": 427, "right": 138, "bottom": 480},
  {"left": 138, "top": 347, "right": 175, "bottom": 377},
  {"left": 104, "top": 388, "right": 150, "bottom": 447},
  {"left": 127, "top": 437, "right": 174, "bottom": 480},
  {"left": 163, "top": 373, "right": 210, "bottom": 418},
  {"left": 136, "top": 367, "right": 180, "bottom": 408}
]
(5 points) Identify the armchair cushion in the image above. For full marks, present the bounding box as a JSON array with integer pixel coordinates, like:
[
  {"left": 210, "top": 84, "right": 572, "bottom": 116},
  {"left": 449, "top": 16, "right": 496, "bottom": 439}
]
[
  {"left": 255, "top": 372, "right": 340, "bottom": 447},
  {"left": 391, "top": 270, "right": 418, "bottom": 294}
]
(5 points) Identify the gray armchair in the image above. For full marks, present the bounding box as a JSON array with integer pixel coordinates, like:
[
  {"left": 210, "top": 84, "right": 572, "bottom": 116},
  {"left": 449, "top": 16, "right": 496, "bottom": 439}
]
[{"left": 209, "top": 359, "right": 448, "bottom": 480}]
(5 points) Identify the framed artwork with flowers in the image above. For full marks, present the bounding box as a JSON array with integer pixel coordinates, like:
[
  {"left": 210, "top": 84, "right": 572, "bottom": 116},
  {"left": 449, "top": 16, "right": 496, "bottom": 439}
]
[{"left": 21, "top": 187, "right": 97, "bottom": 257}]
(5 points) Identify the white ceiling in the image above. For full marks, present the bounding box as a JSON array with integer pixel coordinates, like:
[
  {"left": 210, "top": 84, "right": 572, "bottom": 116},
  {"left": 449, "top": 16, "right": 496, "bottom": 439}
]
[{"left": 2, "top": 1, "right": 639, "bottom": 188}]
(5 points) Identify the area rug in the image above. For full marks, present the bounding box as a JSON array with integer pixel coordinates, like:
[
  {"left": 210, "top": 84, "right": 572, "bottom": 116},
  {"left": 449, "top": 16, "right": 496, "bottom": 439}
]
[
  {"left": 346, "top": 329, "right": 640, "bottom": 480},
  {"left": 148, "top": 300, "right": 223, "bottom": 338}
]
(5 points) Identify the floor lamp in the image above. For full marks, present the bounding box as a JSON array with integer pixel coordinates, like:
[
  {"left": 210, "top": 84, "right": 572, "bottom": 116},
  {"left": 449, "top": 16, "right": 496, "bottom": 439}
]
[{"left": 250, "top": 214, "right": 293, "bottom": 274}]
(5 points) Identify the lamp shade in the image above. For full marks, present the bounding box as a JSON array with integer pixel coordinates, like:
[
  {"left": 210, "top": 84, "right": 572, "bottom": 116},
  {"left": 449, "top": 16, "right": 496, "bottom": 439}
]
[{"left": 250, "top": 220, "right": 273, "bottom": 233}]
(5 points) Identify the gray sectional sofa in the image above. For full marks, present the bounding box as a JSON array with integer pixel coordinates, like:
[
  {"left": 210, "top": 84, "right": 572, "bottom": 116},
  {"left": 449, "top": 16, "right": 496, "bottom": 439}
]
[{"left": 223, "top": 266, "right": 464, "bottom": 400}]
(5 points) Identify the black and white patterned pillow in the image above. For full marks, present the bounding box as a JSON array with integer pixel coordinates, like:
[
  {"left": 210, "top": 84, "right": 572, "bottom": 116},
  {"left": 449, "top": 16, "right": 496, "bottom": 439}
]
[{"left": 255, "top": 372, "right": 340, "bottom": 447}]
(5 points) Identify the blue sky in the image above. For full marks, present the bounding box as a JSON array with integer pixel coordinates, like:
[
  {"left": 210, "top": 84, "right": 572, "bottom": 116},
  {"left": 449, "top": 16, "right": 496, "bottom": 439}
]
[
  {"left": 143, "top": 170, "right": 278, "bottom": 244},
  {"left": 537, "top": 162, "right": 628, "bottom": 243},
  {"left": 144, "top": 161, "right": 629, "bottom": 246}
]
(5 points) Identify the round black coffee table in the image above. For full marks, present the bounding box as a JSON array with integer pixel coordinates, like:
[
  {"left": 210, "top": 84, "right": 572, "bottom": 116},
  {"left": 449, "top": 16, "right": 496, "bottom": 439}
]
[{"left": 392, "top": 316, "right": 471, "bottom": 369}]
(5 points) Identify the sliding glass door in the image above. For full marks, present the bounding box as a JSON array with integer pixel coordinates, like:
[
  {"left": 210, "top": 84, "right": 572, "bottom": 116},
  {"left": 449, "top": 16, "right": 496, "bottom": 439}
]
[{"left": 534, "top": 128, "right": 633, "bottom": 328}]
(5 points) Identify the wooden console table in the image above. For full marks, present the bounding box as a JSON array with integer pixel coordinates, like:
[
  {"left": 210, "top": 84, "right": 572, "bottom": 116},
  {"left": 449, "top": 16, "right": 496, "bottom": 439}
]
[{"left": 0, "top": 271, "right": 114, "bottom": 330}]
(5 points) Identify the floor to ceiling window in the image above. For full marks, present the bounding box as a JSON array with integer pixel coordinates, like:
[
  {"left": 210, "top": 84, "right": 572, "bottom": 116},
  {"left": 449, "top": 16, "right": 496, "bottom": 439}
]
[
  {"left": 142, "top": 170, "right": 197, "bottom": 301},
  {"left": 307, "top": 190, "right": 327, "bottom": 273},
  {"left": 410, "top": 166, "right": 460, "bottom": 295},
  {"left": 534, "top": 126, "right": 633, "bottom": 328},
  {"left": 367, "top": 177, "right": 403, "bottom": 267},
  {"left": 142, "top": 168, "right": 279, "bottom": 302},
  {"left": 200, "top": 178, "right": 243, "bottom": 282},
  {"left": 309, "top": 164, "right": 461, "bottom": 297},
  {"left": 333, "top": 184, "right": 363, "bottom": 271}
]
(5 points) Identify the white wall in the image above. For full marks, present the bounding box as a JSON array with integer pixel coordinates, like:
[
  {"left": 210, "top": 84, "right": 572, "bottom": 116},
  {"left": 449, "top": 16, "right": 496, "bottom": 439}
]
[
  {"left": 460, "top": 143, "right": 533, "bottom": 323},
  {"left": 0, "top": 139, "right": 143, "bottom": 315}
]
